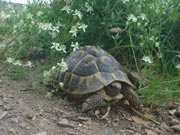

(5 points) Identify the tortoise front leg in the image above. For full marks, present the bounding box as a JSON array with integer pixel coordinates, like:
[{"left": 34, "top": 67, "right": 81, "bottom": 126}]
[
  {"left": 121, "top": 86, "right": 142, "bottom": 110},
  {"left": 81, "top": 90, "right": 106, "bottom": 112}
]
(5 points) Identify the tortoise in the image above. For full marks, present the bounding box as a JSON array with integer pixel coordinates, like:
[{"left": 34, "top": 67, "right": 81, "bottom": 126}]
[{"left": 49, "top": 46, "right": 141, "bottom": 112}]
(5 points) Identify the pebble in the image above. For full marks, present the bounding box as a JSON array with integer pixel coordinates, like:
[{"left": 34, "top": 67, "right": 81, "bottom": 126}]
[
  {"left": 3, "top": 104, "right": 14, "bottom": 111},
  {"left": 10, "top": 117, "right": 19, "bottom": 123},
  {"left": 35, "top": 132, "right": 47, "bottom": 135},
  {"left": 0, "top": 101, "right": 3, "bottom": 106},
  {"left": 8, "top": 128, "right": 17, "bottom": 134},
  {"left": 0, "top": 111, "right": 8, "bottom": 120},
  {"left": 19, "top": 122, "right": 29, "bottom": 129},
  {"left": 175, "top": 111, "right": 180, "bottom": 117},
  {"left": 26, "top": 113, "right": 34, "bottom": 119},
  {"left": 57, "top": 118, "right": 75, "bottom": 128}
]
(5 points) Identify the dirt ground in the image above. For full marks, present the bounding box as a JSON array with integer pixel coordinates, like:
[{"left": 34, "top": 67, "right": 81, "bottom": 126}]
[{"left": 0, "top": 77, "right": 180, "bottom": 135}]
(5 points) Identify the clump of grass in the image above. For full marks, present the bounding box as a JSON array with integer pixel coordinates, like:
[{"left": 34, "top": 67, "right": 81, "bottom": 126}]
[{"left": 138, "top": 76, "right": 180, "bottom": 106}]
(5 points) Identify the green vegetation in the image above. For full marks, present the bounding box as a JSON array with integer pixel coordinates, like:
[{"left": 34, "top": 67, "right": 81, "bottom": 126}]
[{"left": 0, "top": 0, "right": 180, "bottom": 105}]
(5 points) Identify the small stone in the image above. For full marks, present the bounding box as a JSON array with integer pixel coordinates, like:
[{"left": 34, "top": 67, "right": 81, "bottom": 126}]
[
  {"left": 3, "top": 104, "right": 14, "bottom": 111},
  {"left": 174, "top": 110, "right": 180, "bottom": 117},
  {"left": 0, "top": 111, "right": 8, "bottom": 120},
  {"left": 169, "top": 118, "right": 180, "bottom": 126},
  {"left": 169, "top": 109, "right": 176, "bottom": 115},
  {"left": 11, "top": 118, "right": 19, "bottom": 123},
  {"left": 35, "top": 132, "right": 47, "bottom": 135},
  {"left": 170, "top": 124, "right": 180, "bottom": 132},
  {"left": 57, "top": 118, "right": 75, "bottom": 128},
  {"left": 26, "top": 113, "right": 34, "bottom": 119},
  {"left": 109, "top": 27, "right": 123, "bottom": 33},
  {"left": 0, "top": 93, "right": 3, "bottom": 97},
  {"left": 8, "top": 128, "right": 17, "bottom": 134},
  {"left": 0, "top": 101, "right": 3, "bottom": 106},
  {"left": 67, "top": 132, "right": 77, "bottom": 135},
  {"left": 78, "top": 123, "right": 82, "bottom": 127},
  {"left": 19, "top": 121, "right": 30, "bottom": 130}
]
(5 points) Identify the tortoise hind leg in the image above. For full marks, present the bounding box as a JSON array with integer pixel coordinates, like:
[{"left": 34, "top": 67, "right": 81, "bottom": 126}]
[{"left": 81, "top": 90, "right": 106, "bottom": 112}]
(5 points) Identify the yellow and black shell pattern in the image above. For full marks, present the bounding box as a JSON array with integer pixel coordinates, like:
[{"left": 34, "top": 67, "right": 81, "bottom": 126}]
[{"left": 53, "top": 46, "right": 134, "bottom": 95}]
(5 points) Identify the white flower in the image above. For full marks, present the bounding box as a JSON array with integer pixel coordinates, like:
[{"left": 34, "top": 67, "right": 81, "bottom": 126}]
[
  {"left": 50, "top": 26, "right": 59, "bottom": 33},
  {"left": 155, "top": 42, "right": 160, "bottom": 47},
  {"left": 5, "top": 57, "right": 15, "bottom": 63},
  {"left": 69, "top": 25, "right": 78, "bottom": 37},
  {"left": 85, "top": 2, "right": 93, "bottom": 13},
  {"left": 57, "top": 59, "right": 68, "bottom": 72},
  {"left": 7, "top": 5, "right": 13, "bottom": 10},
  {"left": 137, "top": 5, "right": 142, "bottom": 9},
  {"left": 39, "top": 22, "right": 52, "bottom": 31},
  {"left": 51, "top": 42, "right": 60, "bottom": 50},
  {"left": 51, "top": 42, "right": 62, "bottom": 51},
  {"left": 71, "top": 42, "right": 79, "bottom": 51},
  {"left": 13, "top": 60, "right": 23, "bottom": 66},
  {"left": 73, "top": 10, "right": 83, "bottom": 19},
  {"left": 157, "top": 53, "right": 163, "bottom": 58},
  {"left": 139, "top": 43, "right": 144, "bottom": 47},
  {"left": 78, "top": 23, "right": 88, "bottom": 32},
  {"left": 141, "top": 56, "right": 153, "bottom": 64},
  {"left": 139, "top": 13, "right": 147, "bottom": 20},
  {"left": 31, "top": 20, "right": 35, "bottom": 25},
  {"left": 51, "top": 66, "right": 56, "bottom": 70},
  {"left": 13, "top": 20, "right": 24, "bottom": 32},
  {"left": 149, "top": 36, "right": 155, "bottom": 41},
  {"left": 43, "top": 70, "right": 51, "bottom": 84},
  {"left": 45, "top": 92, "right": 53, "bottom": 98},
  {"left": 51, "top": 42, "right": 60, "bottom": 51},
  {"left": 61, "top": 5, "right": 72, "bottom": 14},
  {"left": 26, "top": 13, "right": 33, "bottom": 20},
  {"left": 49, "top": 31, "right": 57, "bottom": 39},
  {"left": 144, "top": 22, "right": 148, "bottom": 26},
  {"left": 43, "top": 70, "right": 50, "bottom": 78},
  {"left": 176, "top": 64, "right": 180, "bottom": 69},
  {"left": 0, "top": 11, "right": 10, "bottom": 19},
  {"left": 127, "top": 14, "right": 137, "bottom": 22},
  {"left": 5, "top": 58, "right": 24, "bottom": 66},
  {"left": 64, "top": 0, "right": 72, "bottom": 4},
  {"left": 137, "top": 22, "right": 141, "bottom": 27},
  {"left": 37, "top": 11, "right": 43, "bottom": 16},
  {"left": 24, "top": 61, "right": 33, "bottom": 67},
  {"left": 176, "top": 53, "right": 180, "bottom": 58},
  {"left": 122, "top": 0, "right": 130, "bottom": 4},
  {"left": 51, "top": 42, "right": 66, "bottom": 53},
  {"left": 59, "top": 45, "right": 66, "bottom": 53},
  {"left": 57, "top": 21, "right": 63, "bottom": 27},
  {"left": 59, "top": 82, "right": 64, "bottom": 87}
]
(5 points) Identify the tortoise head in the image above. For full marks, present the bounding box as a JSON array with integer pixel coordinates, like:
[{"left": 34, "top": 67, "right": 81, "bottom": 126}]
[
  {"left": 104, "top": 81, "right": 122, "bottom": 97},
  {"left": 103, "top": 81, "right": 123, "bottom": 103}
]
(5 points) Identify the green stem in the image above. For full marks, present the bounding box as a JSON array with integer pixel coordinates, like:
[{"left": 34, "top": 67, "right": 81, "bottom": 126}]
[{"left": 128, "top": 28, "right": 140, "bottom": 73}]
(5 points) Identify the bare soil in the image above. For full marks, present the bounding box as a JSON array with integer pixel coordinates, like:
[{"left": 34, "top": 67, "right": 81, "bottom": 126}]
[{"left": 0, "top": 77, "right": 180, "bottom": 135}]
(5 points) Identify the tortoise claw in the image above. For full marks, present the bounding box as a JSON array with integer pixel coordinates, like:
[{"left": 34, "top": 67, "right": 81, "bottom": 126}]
[
  {"left": 100, "top": 105, "right": 111, "bottom": 121},
  {"left": 95, "top": 110, "right": 100, "bottom": 118}
]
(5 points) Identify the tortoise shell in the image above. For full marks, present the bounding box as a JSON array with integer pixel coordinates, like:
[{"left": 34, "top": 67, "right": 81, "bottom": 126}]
[{"left": 52, "top": 46, "right": 134, "bottom": 95}]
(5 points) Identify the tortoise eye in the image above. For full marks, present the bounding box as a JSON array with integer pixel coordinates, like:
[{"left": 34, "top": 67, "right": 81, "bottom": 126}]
[
  {"left": 106, "top": 84, "right": 116, "bottom": 91},
  {"left": 108, "top": 84, "right": 114, "bottom": 89}
]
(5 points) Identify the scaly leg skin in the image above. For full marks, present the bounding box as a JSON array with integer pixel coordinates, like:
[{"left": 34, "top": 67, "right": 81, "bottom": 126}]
[
  {"left": 81, "top": 90, "right": 111, "bottom": 121},
  {"left": 81, "top": 90, "right": 105, "bottom": 112},
  {"left": 121, "top": 86, "right": 142, "bottom": 110}
]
